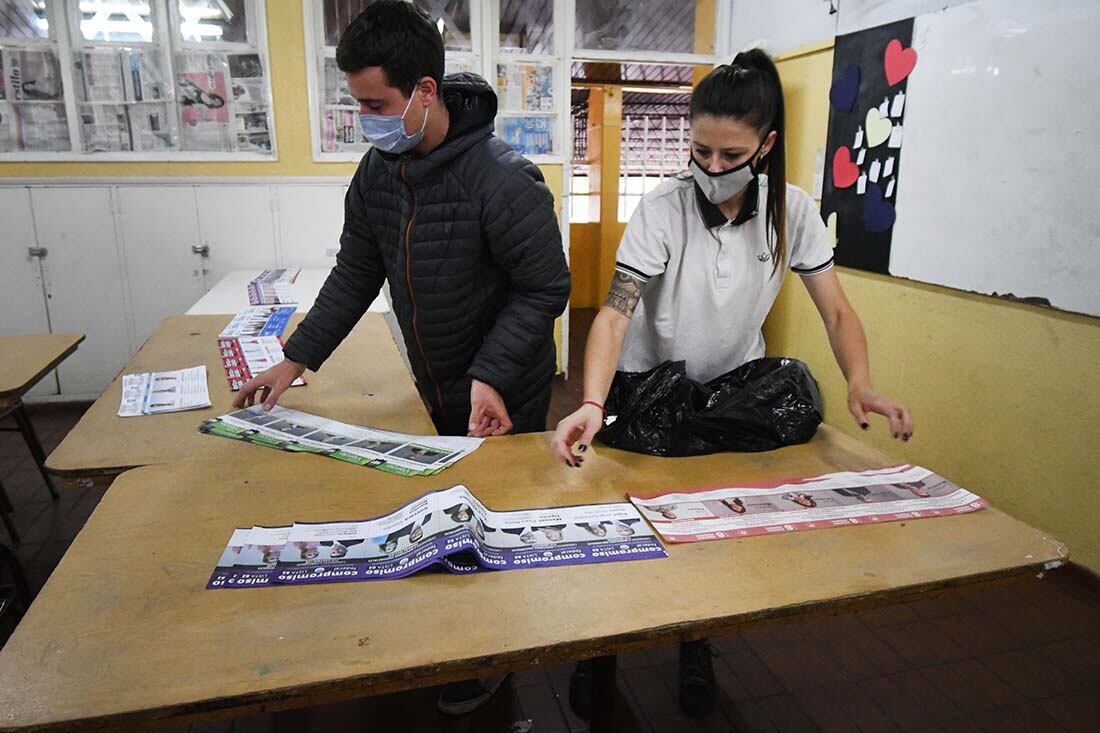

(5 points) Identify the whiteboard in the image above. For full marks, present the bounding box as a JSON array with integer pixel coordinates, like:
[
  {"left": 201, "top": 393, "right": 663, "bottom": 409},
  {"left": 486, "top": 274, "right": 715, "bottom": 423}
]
[{"left": 889, "top": 0, "right": 1100, "bottom": 316}]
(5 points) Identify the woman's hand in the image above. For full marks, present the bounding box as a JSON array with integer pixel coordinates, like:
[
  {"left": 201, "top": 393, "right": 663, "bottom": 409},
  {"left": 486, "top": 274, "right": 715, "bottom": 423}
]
[
  {"left": 848, "top": 384, "right": 913, "bottom": 441},
  {"left": 551, "top": 403, "right": 606, "bottom": 467}
]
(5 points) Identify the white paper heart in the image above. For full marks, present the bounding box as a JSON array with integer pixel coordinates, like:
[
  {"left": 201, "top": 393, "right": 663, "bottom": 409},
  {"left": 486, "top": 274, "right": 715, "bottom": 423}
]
[{"left": 865, "top": 107, "right": 892, "bottom": 148}]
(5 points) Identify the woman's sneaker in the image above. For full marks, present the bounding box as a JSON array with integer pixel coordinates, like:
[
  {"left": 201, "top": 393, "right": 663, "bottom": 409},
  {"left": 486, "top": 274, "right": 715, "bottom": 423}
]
[{"left": 678, "top": 639, "right": 717, "bottom": 718}]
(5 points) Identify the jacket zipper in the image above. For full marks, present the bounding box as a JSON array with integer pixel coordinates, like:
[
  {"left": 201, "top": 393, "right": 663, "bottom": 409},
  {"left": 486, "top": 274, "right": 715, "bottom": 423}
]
[{"left": 401, "top": 164, "right": 448, "bottom": 425}]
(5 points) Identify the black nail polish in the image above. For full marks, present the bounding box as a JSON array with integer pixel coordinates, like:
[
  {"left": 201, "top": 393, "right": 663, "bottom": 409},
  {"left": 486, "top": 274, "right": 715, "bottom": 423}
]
[
  {"left": 861, "top": 423, "right": 869, "bottom": 430},
  {"left": 903, "top": 433, "right": 910, "bottom": 441},
  {"left": 578, "top": 444, "right": 587, "bottom": 453},
  {"left": 893, "top": 433, "right": 899, "bottom": 439}
]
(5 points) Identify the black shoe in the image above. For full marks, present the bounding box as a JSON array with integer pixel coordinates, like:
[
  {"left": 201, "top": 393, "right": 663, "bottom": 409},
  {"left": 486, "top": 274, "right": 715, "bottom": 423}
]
[
  {"left": 437, "top": 674, "right": 510, "bottom": 716},
  {"left": 568, "top": 659, "right": 595, "bottom": 720},
  {"left": 679, "top": 639, "right": 716, "bottom": 718}
]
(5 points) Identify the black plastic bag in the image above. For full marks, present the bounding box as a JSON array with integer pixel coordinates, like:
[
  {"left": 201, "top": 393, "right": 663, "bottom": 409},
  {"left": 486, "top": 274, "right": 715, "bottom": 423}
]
[{"left": 597, "top": 358, "right": 823, "bottom": 456}]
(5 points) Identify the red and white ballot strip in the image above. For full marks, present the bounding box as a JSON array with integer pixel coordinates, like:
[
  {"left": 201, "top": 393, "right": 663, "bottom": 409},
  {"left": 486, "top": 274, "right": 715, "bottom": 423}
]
[
  {"left": 628, "top": 465, "right": 987, "bottom": 544},
  {"left": 218, "top": 336, "right": 306, "bottom": 392}
]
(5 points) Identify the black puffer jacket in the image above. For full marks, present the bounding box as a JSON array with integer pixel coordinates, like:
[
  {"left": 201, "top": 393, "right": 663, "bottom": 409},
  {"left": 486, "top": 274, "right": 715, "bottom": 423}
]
[{"left": 283, "top": 74, "right": 571, "bottom": 436}]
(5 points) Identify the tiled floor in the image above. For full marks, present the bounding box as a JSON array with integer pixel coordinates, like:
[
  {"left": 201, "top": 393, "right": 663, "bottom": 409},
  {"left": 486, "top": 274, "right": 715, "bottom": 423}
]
[{"left": 2, "top": 308, "right": 1099, "bottom": 732}]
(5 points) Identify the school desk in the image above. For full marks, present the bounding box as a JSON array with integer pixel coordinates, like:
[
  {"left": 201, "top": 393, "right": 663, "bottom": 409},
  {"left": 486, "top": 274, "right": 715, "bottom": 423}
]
[
  {"left": 45, "top": 314, "right": 433, "bottom": 489},
  {"left": 0, "top": 426, "right": 1066, "bottom": 732},
  {"left": 0, "top": 333, "right": 85, "bottom": 539}
]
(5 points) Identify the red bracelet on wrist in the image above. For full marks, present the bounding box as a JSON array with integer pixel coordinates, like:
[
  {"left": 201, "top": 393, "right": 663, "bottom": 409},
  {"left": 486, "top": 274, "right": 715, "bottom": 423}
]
[{"left": 582, "top": 400, "right": 607, "bottom": 418}]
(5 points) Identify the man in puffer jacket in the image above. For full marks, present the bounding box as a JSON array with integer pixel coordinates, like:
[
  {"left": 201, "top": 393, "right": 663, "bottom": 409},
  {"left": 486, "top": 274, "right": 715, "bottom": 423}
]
[{"left": 234, "top": 0, "right": 570, "bottom": 440}]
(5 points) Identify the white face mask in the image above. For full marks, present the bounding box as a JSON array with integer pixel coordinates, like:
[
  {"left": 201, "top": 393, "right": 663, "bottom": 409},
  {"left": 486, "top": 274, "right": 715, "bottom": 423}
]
[{"left": 689, "top": 141, "right": 765, "bottom": 205}]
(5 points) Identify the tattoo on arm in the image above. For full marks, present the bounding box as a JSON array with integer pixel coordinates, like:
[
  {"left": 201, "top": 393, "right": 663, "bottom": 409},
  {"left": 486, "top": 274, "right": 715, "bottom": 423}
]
[{"left": 604, "top": 271, "right": 644, "bottom": 317}]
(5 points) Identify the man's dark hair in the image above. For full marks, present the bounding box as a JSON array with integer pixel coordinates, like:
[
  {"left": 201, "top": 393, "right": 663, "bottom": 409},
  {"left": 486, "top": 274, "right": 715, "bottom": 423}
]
[{"left": 336, "top": 0, "right": 444, "bottom": 96}]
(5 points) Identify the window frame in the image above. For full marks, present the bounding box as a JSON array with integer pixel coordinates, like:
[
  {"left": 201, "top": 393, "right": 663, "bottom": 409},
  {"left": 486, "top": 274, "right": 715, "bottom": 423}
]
[{"left": 0, "top": 0, "right": 278, "bottom": 162}]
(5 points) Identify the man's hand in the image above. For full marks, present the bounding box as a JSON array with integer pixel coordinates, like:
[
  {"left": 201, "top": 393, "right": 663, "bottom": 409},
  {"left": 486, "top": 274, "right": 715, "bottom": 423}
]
[
  {"left": 232, "top": 359, "right": 306, "bottom": 411},
  {"left": 468, "top": 379, "right": 512, "bottom": 437}
]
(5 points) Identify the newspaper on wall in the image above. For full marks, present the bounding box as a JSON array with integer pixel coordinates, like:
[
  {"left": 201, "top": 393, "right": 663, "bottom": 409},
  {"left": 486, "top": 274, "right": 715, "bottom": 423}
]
[
  {"left": 200, "top": 406, "right": 482, "bottom": 477},
  {"left": 128, "top": 101, "right": 174, "bottom": 150},
  {"left": 500, "top": 115, "right": 553, "bottom": 155},
  {"left": 322, "top": 57, "right": 356, "bottom": 106},
  {"left": 228, "top": 53, "right": 271, "bottom": 152},
  {"left": 207, "top": 485, "right": 668, "bottom": 589},
  {"left": 628, "top": 465, "right": 988, "bottom": 544},
  {"left": 176, "top": 52, "right": 232, "bottom": 151},
  {"left": 118, "top": 365, "right": 211, "bottom": 417},
  {"left": 0, "top": 102, "right": 15, "bottom": 152},
  {"left": 79, "top": 103, "right": 130, "bottom": 152},
  {"left": 4, "top": 48, "right": 64, "bottom": 101},
  {"left": 76, "top": 49, "right": 126, "bottom": 103},
  {"left": 496, "top": 62, "right": 554, "bottom": 111},
  {"left": 322, "top": 107, "right": 364, "bottom": 153},
  {"left": 14, "top": 102, "right": 70, "bottom": 151},
  {"left": 123, "top": 49, "right": 171, "bottom": 102}
]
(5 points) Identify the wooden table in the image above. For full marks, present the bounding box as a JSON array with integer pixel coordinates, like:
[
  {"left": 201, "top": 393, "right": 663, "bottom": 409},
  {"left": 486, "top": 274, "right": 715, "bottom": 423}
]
[
  {"left": 0, "top": 426, "right": 1067, "bottom": 731},
  {"left": 45, "top": 314, "right": 433, "bottom": 488},
  {"left": 0, "top": 333, "right": 85, "bottom": 409},
  {"left": 0, "top": 334, "right": 85, "bottom": 530}
]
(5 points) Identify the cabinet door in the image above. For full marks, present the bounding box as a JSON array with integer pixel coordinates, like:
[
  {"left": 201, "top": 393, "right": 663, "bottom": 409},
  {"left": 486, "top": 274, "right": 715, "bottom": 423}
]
[
  {"left": 117, "top": 186, "right": 206, "bottom": 345},
  {"left": 0, "top": 187, "right": 57, "bottom": 397},
  {"left": 33, "top": 187, "right": 132, "bottom": 398},
  {"left": 194, "top": 185, "right": 278, "bottom": 287},
  {"left": 275, "top": 184, "right": 344, "bottom": 267}
]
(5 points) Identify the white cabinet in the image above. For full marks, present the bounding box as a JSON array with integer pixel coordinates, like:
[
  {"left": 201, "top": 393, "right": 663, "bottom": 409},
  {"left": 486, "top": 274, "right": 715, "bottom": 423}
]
[
  {"left": 117, "top": 186, "right": 207, "bottom": 346},
  {"left": 275, "top": 184, "right": 345, "bottom": 267},
  {"left": 195, "top": 185, "right": 279, "bottom": 285},
  {"left": 1, "top": 179, "right": 349, "bottom": 399},
  {"left": 0, "top": 188, "right": 57, "bottom": 398},
  {"left": 32, "top": 187, "right": 133, "bottom": 398}
]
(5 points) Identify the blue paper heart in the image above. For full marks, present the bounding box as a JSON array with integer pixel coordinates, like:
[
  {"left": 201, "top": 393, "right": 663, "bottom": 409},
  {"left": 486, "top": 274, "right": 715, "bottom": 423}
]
[
  {"left": 863, "top": 183, "right": 896, "bottom": 232},
  {"left": 829, "top": 64, "right": 860, "bottom": 113}
]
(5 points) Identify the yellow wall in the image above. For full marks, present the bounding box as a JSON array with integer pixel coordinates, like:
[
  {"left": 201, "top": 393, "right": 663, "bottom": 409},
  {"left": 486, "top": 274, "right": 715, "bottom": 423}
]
[{"left": 769, "top": 41, "right": 1100, "bottom": 572}]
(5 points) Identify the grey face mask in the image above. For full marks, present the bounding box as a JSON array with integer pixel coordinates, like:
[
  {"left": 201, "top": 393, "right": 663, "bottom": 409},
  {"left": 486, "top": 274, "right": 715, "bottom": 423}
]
[{"left": 689, "top": 142, "right": 764, "bottom": 205}]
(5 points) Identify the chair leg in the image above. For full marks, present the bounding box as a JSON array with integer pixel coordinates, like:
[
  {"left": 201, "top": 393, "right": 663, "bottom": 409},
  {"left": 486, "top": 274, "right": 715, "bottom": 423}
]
[
  {"left": 11, "top": 402, "right": 59, "bottom": 500},
  {"left": 0, "top": 481, "right": 19, "bottom": 545},
  {"left": 0, "top": 539, "right": 31, "bottom": 610}
]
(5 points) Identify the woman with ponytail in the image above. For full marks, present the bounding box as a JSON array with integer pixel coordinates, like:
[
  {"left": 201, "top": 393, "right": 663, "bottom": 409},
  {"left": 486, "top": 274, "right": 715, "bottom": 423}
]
[{"left": 553, "top": 49, "right": 912, "bottom": 719}]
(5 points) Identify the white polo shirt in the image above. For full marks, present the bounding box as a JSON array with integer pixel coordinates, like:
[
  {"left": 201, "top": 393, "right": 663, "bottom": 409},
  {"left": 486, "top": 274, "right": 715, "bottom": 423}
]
[{"left": 616, "top": 173, "right": 834, "bottom": 383}]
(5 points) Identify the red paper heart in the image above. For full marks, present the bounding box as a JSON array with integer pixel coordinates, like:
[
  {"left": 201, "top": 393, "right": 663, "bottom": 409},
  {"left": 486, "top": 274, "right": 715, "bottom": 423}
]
[
  {"left": 833, "top": 146, "right": 859, "bottom": 189},
  {"left": 884, "top": 38, "right": 917, "bottom": 86}
]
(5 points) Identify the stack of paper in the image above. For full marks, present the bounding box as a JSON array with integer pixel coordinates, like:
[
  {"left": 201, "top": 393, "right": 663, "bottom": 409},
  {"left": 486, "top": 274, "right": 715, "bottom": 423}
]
[
  {"left": 199, "top": 406, "right": 481, "bottom": 477},
  {"left": 118, "top": 366, "right": 211, "bottom": 417},
  {"left": 247, "top": 269, "right": 300, "bottom": 305},
  {"left": 208, "top": 485, "right": 668, "bottom": 589}
]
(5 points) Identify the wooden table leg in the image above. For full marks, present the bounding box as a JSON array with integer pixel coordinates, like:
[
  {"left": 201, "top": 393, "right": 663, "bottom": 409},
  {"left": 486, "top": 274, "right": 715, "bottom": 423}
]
[{"left": 11, "top": 401, "right": 59, "bottom": 500}]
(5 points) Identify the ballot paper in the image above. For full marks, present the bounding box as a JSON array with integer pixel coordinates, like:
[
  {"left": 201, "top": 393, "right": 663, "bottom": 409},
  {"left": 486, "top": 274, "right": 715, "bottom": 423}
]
[
  {"left": 118, "top": 366, "right": 211, "bottom": 417},
  {"left": 247, "top": 269, "right": 300, "bottom": 305},
  {"left": 200, "top": 406, "right": 482, "bottom": 477},
  {"left": 217, "top": 336, "right": 306, "bottom": 391},
  {"left": 219, "top": 305, "right": 296, "bottom": 338},
  {"left": 628, "top": 466, "right": 987, "bottom": 544},
  {"left": 207, "top": 485, "right": 667, "bottom": 588}
]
